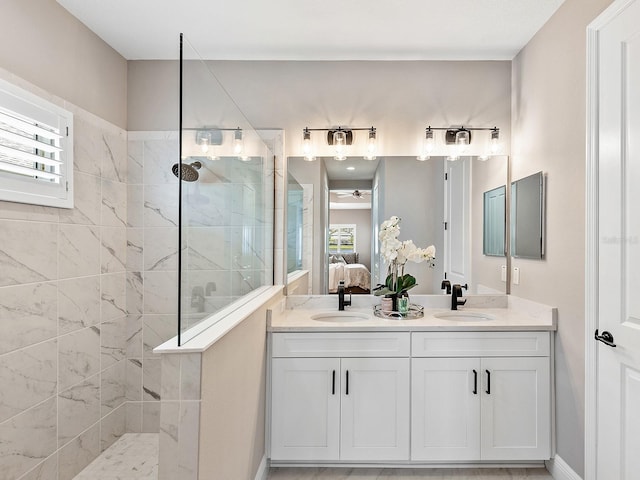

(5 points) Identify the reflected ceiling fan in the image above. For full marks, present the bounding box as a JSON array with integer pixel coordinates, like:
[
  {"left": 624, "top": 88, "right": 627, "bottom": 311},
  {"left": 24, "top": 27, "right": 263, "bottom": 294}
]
[{"left": 335, "top": 189, "right": 371, "bottom": 199}]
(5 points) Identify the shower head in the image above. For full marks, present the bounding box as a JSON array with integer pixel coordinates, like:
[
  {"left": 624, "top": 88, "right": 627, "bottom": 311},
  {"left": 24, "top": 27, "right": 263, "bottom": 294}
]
[{"left": 172, "top": 161, "right": 201, "bottom": 182}]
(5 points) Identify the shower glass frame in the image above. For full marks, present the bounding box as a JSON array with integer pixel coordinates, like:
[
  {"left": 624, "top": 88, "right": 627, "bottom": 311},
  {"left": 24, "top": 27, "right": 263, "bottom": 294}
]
[{"left": 177, "top": 34, "right": 275, "bottom": 345}]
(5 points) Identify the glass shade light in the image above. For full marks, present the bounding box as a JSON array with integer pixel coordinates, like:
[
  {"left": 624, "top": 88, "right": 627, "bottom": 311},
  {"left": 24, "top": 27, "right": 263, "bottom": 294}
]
[
  {"left": 417, "top": 127, "right": 434, "bottom": 160},
  {"left": 333, "top": 130, "right": 346, "bottom": 160},
  {"left": 490, "top": 128, "right": 501, "bottom": 153},
  {"left": 364, "top": 127, "right": 377, "bottom": 160},
  {"left": 302, "top": 127, "right": 315, "bottom": 161},
  {"left": 455, "top": 129, "right": 470, "bottom": 154},
  {"left": 233, "top": 128, "right": 243, "bottom": 155}
]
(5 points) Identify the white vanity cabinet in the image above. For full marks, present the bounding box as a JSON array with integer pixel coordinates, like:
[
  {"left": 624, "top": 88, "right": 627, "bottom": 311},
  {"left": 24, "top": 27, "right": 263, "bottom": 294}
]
[
  {"left": 411, "top": 331, "right": 551, "bottom": 462},
  {"left": 270, "top": 332, "right": 411, "bottom": 462}
]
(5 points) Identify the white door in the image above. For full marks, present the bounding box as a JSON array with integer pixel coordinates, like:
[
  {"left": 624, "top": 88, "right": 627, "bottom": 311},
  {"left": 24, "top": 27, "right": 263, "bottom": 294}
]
[
  {"left": 594, "top": 1, "right": 640, "bottom": 477},
  {"left": 445, "top": 157, "right": 471, "bottom": 287},
  {"left": 270, "top": 357, "right": 340, "bottom": 460},
  {"left": 480, "top": 357, "right": 550, "bottom": 461},
  {"left": 340, "top": 357, "right": 410, "bottom": 461},
  {"left": 411, "top": 357, "right": 481, "bottom": 461}
]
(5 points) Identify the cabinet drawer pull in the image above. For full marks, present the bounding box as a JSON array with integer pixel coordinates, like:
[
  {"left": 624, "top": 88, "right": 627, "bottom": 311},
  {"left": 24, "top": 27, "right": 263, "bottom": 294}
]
[
  {"left": 473, "top": 369, "right": 477, "bottom": 394},
  {"left": 346, "top": 370, "right": 349, "bottom": 395},
  {"left": 332, "top": 370, "right": 336, "bottom": 395},
  {"left": 486, "top": 369, "right": 491, "bottom": 395}
]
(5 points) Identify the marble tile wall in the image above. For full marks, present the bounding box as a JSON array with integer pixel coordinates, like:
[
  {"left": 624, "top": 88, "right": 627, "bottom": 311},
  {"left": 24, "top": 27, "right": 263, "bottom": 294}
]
[
  {"left": 0, "top": 112, "right": 128, "bottom": 480},
  {"left": 125, "top": 132, "right": 179, "bottom": 435}
]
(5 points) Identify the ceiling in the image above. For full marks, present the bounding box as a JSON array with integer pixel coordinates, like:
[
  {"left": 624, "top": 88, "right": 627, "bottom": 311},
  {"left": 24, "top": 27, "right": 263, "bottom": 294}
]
[{"left": 56, "top": 0, "right": 565, "bottom": 61}]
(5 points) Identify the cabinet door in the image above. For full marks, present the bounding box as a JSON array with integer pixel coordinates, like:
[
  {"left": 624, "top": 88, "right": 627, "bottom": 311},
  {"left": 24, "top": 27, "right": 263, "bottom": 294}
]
[
  {"left": 340, "top": 357, "right": 410, "bottom": 461},
  {"left": 481, "top": 357, "right": 551, "bottom": 460},
  {"left": 411, "top": 358, "right": 481, "bottom": 461},
  {"left": 270, "top": 358, "right": 340, "bottom": 461}
]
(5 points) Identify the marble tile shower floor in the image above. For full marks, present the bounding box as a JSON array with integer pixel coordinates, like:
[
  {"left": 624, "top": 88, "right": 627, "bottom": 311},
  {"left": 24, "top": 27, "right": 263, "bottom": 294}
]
[
  {"left": 73, "top": 433, "right": 158, "bottom": 480},
  {"left": 267, "top": 467, "right": 553, "bottom": 480}
]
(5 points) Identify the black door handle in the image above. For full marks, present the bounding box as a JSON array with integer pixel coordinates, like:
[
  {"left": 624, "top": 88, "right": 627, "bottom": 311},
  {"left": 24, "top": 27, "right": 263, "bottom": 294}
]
[
  {"left": 486, "top": 370, "right": 491, "bottom": 395},
  {"left": 345, "top": 370, "right": 349, "bottom": 395},
  {"left": 332, "top": 370, "right": 336, "bottom": 395},
  {"left": 595, "top": 329, "right": 616, "bottom": 347},
  {"left": 473, "top": 369, "right": 477, "bottom": 395}
]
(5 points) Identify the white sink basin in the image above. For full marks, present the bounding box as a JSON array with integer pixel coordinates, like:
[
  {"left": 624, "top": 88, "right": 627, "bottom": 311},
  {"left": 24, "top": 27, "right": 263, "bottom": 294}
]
[
  {"left": 310, "top": 312, "right": 370, "bottom": 322},
  {"left": 434, "top": 311, "right": 496, "bottom": 321}
]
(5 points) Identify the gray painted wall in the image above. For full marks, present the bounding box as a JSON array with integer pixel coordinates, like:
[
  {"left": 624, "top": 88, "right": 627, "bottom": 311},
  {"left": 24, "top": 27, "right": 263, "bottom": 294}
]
[
  {"left": 0, "top": 0, "right": 127, "bottom": 128},
  {"left": 511, "top": 0, "right": 613, "bottom": 475}
]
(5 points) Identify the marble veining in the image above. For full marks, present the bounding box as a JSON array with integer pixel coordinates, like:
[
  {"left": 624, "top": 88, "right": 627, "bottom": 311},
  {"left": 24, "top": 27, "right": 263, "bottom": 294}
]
[
  {"left": 0, "top": 220, "right": 57, "bottom": 287},
  {"left": 73, "top": 433, "right": 158, "bottom": 480}
]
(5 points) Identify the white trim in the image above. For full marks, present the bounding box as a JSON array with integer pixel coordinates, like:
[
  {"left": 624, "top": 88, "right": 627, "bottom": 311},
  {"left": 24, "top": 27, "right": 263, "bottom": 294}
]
[
  {"left": 154, "top": 285, "right": 283, "bottom": 353},
  {"left": 253, "top": 455, "right": 269, "bottom": 480},
  {"left": 585, "top": 2, "right": 639, "bottom": 479},
  {"left": 585, "top": 15, "right": 599, "bottom": 480},
  {"left": 546, "top": 455, "right": 583, "bottom": 480}
]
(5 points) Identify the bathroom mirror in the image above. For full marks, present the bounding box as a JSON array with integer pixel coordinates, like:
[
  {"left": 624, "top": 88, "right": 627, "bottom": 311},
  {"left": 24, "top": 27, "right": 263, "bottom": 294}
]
[
  {"left": 483, "top": 185, "right": 506, "bottom": 257},
  {"left": 286, "top": 155, "right": 509, "bottom": 295},
  {"left": 510, "top": 171, "right": 545, "bottom": 259}
]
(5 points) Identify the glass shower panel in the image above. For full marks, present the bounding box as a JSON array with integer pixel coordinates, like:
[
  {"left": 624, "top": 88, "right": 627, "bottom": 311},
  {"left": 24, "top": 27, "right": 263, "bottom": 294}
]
[{"left": 179, "top": 36, "right": 274, "bottom": 345}]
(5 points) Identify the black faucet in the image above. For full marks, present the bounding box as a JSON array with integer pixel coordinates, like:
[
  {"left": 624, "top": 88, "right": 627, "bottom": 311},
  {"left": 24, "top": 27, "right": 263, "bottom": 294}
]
[
  {"left": 338, "top": 281, "right": 351, "bottom": 311},
  {"left": 441, "top": 280, "right": 451, "bottom": 295},
  {"left": 451, "top": 284, "right": 468, "bottom": 310}
]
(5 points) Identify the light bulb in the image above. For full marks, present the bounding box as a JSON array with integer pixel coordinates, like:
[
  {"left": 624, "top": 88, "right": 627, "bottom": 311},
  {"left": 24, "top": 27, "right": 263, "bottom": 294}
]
[
  {"left": 200, "top": 138, "right": 209, "bottom": 154},
  {"left": 304, "top": 154, "right": 316, "bottom": 162},
  {"left": 334, "top": 154, "right": 347, "bottom": 161},
  {"left": 416, "top": 154, "right": 430, "bottom": 161},
  {"left": 233, "top": 128, "right": 243, "bottom": 155}
]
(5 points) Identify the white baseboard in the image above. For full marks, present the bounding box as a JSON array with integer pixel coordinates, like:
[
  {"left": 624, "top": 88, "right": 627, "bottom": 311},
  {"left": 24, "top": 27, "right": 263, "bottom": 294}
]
[
  {"left": 545, "top": 455, "right": 583, "bottom": 480},
  {"left": 254, "top": 455, "right": 269, "bottom": 480}
]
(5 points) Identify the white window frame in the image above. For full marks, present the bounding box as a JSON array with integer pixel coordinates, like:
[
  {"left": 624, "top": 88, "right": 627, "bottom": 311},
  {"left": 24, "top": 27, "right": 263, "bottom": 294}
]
[
  {"left": 0, "top": 78, "right": 74, "bottom": 209},
  {"left": 329, "top": 224, "right": 357, "bottom": 254}
]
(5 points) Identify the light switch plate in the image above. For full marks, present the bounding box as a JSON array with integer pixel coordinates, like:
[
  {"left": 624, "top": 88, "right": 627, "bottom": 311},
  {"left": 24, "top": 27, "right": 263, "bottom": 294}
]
[
  {"left": 501, "top": 265, "right": 507, "bottom": 282},
  {"left": 513, "top": 267, "right": 520, "bottom": 285}
]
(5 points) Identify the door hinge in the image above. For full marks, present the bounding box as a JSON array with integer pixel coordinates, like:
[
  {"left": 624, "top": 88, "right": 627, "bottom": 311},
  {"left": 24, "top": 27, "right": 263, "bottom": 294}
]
[
  {"left": 445, "top": 172, "right": 448, "bottom": 180},
  {"left": 444, "top": 221, "right": 448, "bottom": 230},
  {"left": 66, "top": 126, "right": 69, "bottom": 136},
  {"left": 66, "top": 181, "right": 69, "bottom": 192}
]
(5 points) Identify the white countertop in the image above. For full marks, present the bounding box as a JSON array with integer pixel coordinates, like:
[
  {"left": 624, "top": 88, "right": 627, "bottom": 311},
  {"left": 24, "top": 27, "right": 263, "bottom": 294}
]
[{"left": 269, "top": 294, "right": 557, "bottom": 332}]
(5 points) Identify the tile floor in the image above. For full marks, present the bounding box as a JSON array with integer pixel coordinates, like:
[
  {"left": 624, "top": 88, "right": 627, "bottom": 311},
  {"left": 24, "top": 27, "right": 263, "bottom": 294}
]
[
  {"left": 72, "top": 434, "right": 553, "bottom": 480},
  {"left": 73, "top": 433, "right": 158, "bottom": 480}
]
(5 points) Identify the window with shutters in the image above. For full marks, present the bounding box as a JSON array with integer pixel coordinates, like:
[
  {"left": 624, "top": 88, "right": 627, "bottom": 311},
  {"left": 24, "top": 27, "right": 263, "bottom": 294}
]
[{"left": 0, "top": 78, "right": 73, "bottom": 208}]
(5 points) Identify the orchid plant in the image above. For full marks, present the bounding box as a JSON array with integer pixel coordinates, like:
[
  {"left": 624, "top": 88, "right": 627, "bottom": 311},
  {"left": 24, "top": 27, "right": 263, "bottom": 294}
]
[{"left": 373, "top": 216, "right": 436, "bottom": 297}]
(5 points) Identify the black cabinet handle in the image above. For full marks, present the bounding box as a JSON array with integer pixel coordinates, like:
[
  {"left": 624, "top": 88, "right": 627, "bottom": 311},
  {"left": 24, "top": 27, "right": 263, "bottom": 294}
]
[
  {"left": 486, "top": 370, "right": 491, "bottom": 394},
  {"left": 346, "top": 370, "right": 349, "bottom": 395},
  {"left": 332, "top": 370, "right": 336, "bottom": 395},
  {"left": 595, "top": 329, "right": 616, "bottom": 347},
  {"left": 473, "top": 369, "right": 478, "bottom": 394}
]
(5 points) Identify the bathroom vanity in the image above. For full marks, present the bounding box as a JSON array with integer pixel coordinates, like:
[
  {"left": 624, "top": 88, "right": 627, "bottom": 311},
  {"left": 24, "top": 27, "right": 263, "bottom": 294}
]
[{"left": 267, "top": 295, "right": 556, "bottom": 466}]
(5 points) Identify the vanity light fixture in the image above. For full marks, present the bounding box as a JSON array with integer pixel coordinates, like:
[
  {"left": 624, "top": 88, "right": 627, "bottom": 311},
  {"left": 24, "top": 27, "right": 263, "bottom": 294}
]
[
  {"left": 417, "top": 126, "right": 500, "bottom": 160},
  {"left": 300, "top": 126, "right": 376, "bottom": 161}
]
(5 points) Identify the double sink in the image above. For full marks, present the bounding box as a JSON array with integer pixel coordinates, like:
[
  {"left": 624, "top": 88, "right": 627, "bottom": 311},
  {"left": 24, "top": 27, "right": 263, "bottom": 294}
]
[{"left": 310, "top": 310, "right": 497, "bottom": 323}]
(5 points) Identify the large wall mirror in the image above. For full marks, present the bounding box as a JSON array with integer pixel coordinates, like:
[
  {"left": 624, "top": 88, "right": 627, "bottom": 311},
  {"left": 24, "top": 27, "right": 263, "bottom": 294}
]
[{"left": 286, "top": 155, "right": 509, "bottom": 295}]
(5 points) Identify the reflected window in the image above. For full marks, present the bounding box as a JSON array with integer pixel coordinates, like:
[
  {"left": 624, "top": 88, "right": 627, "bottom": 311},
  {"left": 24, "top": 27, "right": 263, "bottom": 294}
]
[{"left": 329, "top": 224, "right": 356, "bottom": 253}]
